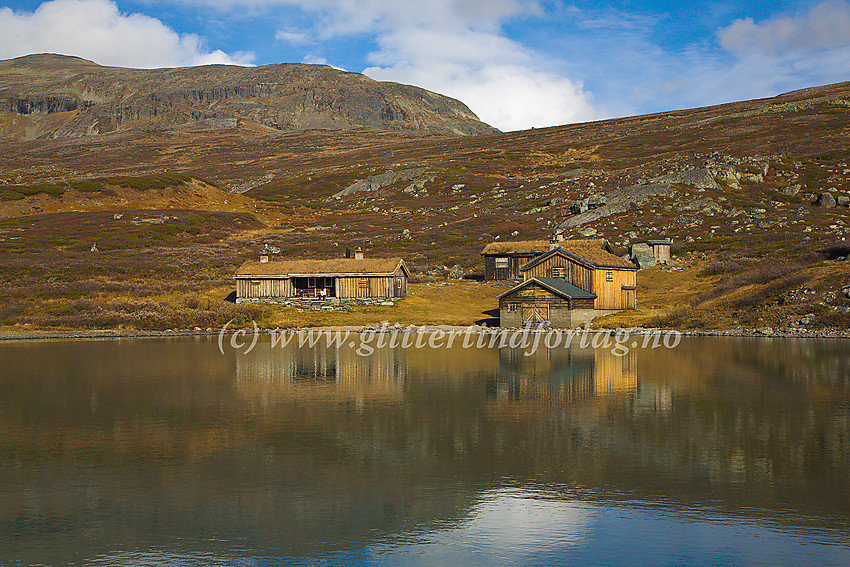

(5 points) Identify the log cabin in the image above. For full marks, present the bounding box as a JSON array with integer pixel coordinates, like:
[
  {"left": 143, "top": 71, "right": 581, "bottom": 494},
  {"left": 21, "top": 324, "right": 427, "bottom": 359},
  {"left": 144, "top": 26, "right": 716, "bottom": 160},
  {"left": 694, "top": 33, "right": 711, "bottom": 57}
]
[
  {"left": 480, "top": 240, "right": 551, "bottom": 280},
  {"left": 498, "top": 277, "right": 598, "bottom": 328},
  {"left": 519, "top": 239, "right": 637, "bottom": 310},
  {"left": 235, "top": 247, "right": 409, "bottom": 302}
]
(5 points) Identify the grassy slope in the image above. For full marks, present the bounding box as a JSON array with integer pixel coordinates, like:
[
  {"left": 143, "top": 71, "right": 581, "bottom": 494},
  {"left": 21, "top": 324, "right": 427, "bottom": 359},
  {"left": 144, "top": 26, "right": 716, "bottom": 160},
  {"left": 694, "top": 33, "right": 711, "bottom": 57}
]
[{"left": 1, "top": 82, "right": 849, "bottom": 330}]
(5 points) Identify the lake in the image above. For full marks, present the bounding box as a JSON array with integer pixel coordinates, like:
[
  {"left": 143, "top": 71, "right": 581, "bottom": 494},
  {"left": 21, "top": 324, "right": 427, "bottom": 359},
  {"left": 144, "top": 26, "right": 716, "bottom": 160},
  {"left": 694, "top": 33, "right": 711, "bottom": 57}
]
[{"left": 1, "top": 331, "right": 849, "bottom": 566}]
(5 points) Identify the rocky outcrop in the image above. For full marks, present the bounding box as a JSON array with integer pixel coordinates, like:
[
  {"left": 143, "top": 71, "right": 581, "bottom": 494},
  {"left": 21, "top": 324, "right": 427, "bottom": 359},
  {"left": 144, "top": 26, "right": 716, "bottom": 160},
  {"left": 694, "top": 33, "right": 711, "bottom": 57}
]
[
  {"left": 331, "top": 168, "right": 427, "bottom": 199},
  {"left": 0, "top": 54, "right": 498, "bottom": 139},
  {"left": 651, "top": 167, "right": 719, "bottom": 190},
  {"left": 561, "top": 182, "right": 677, "bottom": 228}
]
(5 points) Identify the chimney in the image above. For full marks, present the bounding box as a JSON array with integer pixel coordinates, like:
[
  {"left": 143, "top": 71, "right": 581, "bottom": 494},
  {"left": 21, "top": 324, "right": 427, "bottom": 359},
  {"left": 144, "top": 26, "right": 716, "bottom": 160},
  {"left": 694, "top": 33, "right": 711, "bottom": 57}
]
[
  {"left": 354, "top": 246, "right": 364, "bottom": 260},
  {"left": 259, "top": 244, "right": 270, "bottom": 263},
  {"left": 345, "top": 247, "right": 351, "bottom": 259}
]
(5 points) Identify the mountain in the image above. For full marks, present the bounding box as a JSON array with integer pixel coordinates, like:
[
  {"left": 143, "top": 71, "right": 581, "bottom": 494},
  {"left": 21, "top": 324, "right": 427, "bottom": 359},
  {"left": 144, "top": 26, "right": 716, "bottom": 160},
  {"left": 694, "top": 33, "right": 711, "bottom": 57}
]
[{"left": 0, "top": 54, "right": 498, "bottom": 140}]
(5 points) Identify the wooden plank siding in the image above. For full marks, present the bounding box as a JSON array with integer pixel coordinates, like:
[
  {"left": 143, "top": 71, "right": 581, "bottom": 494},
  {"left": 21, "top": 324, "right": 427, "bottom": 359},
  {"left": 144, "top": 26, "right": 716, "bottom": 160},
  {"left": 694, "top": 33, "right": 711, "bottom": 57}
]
[
  {"left": 592, "top": 268, "right": 637, "bottom": 310},
  {"left": 236, "top": 277, "right": 293, "bottom": 299},
  {"left": 483, "top": 254, "right": 538, "bottom": 280},
  {"left": 236, "top": 265, "right": 407, "bottom": 300},
  {"left": 522, "top": 255, "right": 594, "bottom": 292},
  {"left": 520, "top": 251, "right": 636, "bottom": 310}
]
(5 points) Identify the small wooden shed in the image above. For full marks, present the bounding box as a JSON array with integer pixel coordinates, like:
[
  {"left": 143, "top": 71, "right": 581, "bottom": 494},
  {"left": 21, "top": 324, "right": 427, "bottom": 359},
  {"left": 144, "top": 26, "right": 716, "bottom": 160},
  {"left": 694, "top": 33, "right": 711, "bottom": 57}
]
[
  {"left": 235, "top": 257, "right": 409, "bottom": 301},
  {"left": 519, "top": 239, "right": 637, "bottom": 310},
  {"left": 498, "top": 277, "right": 597, "bottom": 328},
  {"left": 647, "top": 239, "right": 673, "bottom": 262},
  {"left": 480, "top": 240, "right": 551, "bottom": 280}
]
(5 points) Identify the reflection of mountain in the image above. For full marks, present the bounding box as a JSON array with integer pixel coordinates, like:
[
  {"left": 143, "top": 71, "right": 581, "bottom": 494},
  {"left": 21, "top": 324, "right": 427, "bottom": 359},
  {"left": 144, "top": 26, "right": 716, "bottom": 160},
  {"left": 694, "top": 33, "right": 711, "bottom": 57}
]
[{"left": 235, "top": 341, "right": 407, "bottom": 403}]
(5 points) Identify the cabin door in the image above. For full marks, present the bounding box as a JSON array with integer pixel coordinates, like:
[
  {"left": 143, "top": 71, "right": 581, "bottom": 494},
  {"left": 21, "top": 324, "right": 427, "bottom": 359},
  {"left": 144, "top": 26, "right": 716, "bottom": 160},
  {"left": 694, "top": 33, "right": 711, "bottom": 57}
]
[
  {"left": 394, "top": 277, "right": 404, "bottom": 298},
  {"left": 522, "top": 303, "right": 549, "bottom": 324}
]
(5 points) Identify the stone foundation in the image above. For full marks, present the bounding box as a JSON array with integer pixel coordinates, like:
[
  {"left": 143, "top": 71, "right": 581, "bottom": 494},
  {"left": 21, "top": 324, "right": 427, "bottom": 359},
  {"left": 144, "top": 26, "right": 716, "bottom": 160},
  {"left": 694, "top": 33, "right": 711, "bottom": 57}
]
[
  {"left": 499, "top": 308, "right": 623, "bottom": 328},
  {"left": 236, "top": 296, "right": 399, "bottom": 311}
]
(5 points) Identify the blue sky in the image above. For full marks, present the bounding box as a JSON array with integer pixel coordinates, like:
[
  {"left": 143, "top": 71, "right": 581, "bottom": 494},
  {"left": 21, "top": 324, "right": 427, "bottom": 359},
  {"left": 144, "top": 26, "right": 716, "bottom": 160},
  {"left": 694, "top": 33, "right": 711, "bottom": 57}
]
[{"left": 1, "top": 0, "right": 850, "bottom": 131}]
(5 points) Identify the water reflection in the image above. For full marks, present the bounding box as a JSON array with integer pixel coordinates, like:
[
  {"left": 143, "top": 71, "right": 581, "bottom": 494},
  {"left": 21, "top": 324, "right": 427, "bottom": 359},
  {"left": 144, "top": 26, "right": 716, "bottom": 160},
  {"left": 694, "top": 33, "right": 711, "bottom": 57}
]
[{"left": 0, "top": 336, "right": 849, "bottom": 565}]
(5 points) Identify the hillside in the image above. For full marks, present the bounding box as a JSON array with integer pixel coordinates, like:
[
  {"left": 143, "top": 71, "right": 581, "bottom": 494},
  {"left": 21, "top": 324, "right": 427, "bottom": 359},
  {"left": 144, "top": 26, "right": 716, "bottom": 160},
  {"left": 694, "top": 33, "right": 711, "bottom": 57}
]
[
  {"left": 0, "top": 54, "right": 497, "bottom": 139},
  {"left": 0, "top": 76, "right": 849, "bottom": 332}
]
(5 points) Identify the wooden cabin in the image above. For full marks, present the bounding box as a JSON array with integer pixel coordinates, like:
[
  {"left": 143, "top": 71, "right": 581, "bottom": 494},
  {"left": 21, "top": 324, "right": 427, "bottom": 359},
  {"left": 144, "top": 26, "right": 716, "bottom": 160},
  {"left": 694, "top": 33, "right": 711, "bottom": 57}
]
[
  {"left": 647, "top": 239, "right": 672, "bottom": 262},
  {"left": 235, "top": 255, "right": 409, "bottom": 301},
  {"left": 498, "top": 277, "right": 597, "bottom": 328},
  {"left": 519, "top": 239, "right": 638, "bottom": 310},
  {"left": 480, "top": 240, "right": 551, "bottom": 280}
]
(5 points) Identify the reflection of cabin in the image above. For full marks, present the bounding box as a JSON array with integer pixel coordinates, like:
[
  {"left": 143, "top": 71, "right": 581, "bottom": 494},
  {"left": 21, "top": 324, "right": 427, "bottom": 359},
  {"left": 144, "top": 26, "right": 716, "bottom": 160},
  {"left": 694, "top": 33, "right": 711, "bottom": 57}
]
[
  {"left": 487, "top": 347, "right": 637, "bottom": 419},
  {"left": 498, "top": 277, "right": 596, "bottom": 328},
  {"left": 235, "top": 248, "right": 409, "bottom": 301},
  {"left": 236, "top": 342, "right": 407, "bottom": 403},
  {"left": 480, "top": 240, "right": 551, "bottom": 280},
  {"left": 647, "top": 239, "right": 672, "bottom": 262}
]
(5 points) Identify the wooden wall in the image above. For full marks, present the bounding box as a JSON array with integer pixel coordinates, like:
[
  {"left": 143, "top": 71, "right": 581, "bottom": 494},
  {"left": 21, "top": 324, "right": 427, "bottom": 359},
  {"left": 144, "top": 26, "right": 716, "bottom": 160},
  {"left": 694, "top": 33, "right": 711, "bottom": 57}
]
[
  {"left": 653, "top": 244, "right": 672, "bottom": 262},
  {"left": 484, "top": 254, "right": 538, "bottom": 280},
  {"left": 521, "top": 254, "right": 594, "bottom": 293},
  {"left": 238, "top": 267, "right": 407, "bottom": 300},
  {"left": 591, "top": 268, "right": 636, "bottom": 310},
  {"left": 236, "top": 277, "right": 292, "bottom": 299}
]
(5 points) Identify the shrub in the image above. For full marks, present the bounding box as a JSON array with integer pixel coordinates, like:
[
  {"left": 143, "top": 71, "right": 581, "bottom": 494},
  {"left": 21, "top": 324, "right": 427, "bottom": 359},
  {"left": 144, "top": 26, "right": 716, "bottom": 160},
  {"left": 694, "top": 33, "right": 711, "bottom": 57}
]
[{"left": 72, "top": 181, "right": 104, "bottom": 193}]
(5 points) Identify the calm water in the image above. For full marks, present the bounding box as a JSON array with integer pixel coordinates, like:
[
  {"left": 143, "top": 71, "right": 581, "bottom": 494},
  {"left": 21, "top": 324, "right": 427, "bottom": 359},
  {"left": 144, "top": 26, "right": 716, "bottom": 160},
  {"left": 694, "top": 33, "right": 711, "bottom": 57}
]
[{"left": 1, "top": 334, "right": 849, "bottom": 566}]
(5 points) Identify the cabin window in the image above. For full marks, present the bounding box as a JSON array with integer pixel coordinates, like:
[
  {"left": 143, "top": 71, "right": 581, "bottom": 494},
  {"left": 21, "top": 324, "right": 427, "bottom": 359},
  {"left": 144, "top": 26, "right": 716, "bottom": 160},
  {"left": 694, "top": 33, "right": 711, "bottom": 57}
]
[
  {"left": 494, "top": 257, "right": 509, "bottom": 268},
  {"left": 551, "top": 266, "right": 566, "bottom": 278},
  {"left": 507, "top": 303, "right": 517, "bottom": 312},
  {"left": 606, "top": 270, "right": 613, "bottom": 282},
  {"left": 307, "top": 277, "right": 317, "bottom": 288},
  {"left": 358, "top": 278, "right": 370, "bottom": 288},
  {"left": 250, "top": 280, "right": 261, "bottom": 287}
]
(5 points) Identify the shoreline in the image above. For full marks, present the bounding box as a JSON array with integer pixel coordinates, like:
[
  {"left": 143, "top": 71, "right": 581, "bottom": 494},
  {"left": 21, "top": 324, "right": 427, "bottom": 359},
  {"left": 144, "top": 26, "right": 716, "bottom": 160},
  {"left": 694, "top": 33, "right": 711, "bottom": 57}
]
[{"left": 1, "top": 325, "right": 849, "bottom": 342}]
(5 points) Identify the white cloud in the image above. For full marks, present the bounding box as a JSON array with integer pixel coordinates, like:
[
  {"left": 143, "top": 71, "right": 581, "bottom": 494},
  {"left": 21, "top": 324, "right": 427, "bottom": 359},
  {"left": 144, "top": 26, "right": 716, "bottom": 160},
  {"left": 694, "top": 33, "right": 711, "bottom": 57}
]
[
  {"left": 0, "top": 0, "right": 254, "bottom": 68},
  {"left": 363, "top": 26, "right": 597, "bottom": 131},
  {"left": 275, "top": 28, "right": 309, "bottom": 45},
  {"left": 263, "top": 0, "right": 597, "bottom": 130},
  {"left": 719, "top": 0, "right": 850, "bottom": 56}
]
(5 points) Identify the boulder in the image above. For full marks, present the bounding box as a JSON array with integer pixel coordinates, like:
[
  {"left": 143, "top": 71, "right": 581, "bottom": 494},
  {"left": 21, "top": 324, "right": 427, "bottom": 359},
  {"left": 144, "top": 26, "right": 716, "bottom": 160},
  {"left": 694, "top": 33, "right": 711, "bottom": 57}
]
[
  {"left": 837, "top": 195, "right": 850, "bottom": 207},
  {"left": 814, "top": 192, "right": 837, "bottom": 208},
  {"left": 580, "top": 227, "right": 598, "bottom": 237},
  {"left": 630, "top": 243, "right": 656, "bottom": 269},
  {"left": 782, "top": 184, "right": 801, "bottom": 196}
]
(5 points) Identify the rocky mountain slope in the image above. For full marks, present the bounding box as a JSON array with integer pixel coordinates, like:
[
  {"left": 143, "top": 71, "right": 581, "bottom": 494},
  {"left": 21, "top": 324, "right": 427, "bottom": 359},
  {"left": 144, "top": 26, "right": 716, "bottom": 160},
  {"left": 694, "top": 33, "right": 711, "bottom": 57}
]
[
  {"left": 0, "top": 76, "right": 849, "bottom": 331},
  {"left": 0, "top": 54, "right": 497, "bottom": 140}
]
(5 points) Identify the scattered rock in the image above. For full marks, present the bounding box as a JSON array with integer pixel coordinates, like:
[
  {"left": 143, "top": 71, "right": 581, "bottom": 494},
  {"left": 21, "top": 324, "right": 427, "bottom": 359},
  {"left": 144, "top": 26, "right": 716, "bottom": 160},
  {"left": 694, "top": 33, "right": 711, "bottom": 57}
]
[{"left": 580, "top": 227, "right": 598, "bottom": 237}]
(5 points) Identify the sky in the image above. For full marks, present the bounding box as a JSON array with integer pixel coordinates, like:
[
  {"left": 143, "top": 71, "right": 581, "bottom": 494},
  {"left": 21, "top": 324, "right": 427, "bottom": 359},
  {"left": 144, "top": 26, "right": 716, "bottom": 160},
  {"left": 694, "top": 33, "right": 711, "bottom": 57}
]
[{"left": 1, "top": 0, "right": 850, "bottom": 131}]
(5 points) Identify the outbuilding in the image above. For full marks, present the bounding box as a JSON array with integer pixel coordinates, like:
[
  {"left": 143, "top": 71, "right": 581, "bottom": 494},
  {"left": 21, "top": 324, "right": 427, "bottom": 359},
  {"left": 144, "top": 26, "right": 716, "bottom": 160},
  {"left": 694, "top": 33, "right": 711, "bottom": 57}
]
[{"left": 498, "top": 277, "right": 597, "bottom": 328}]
